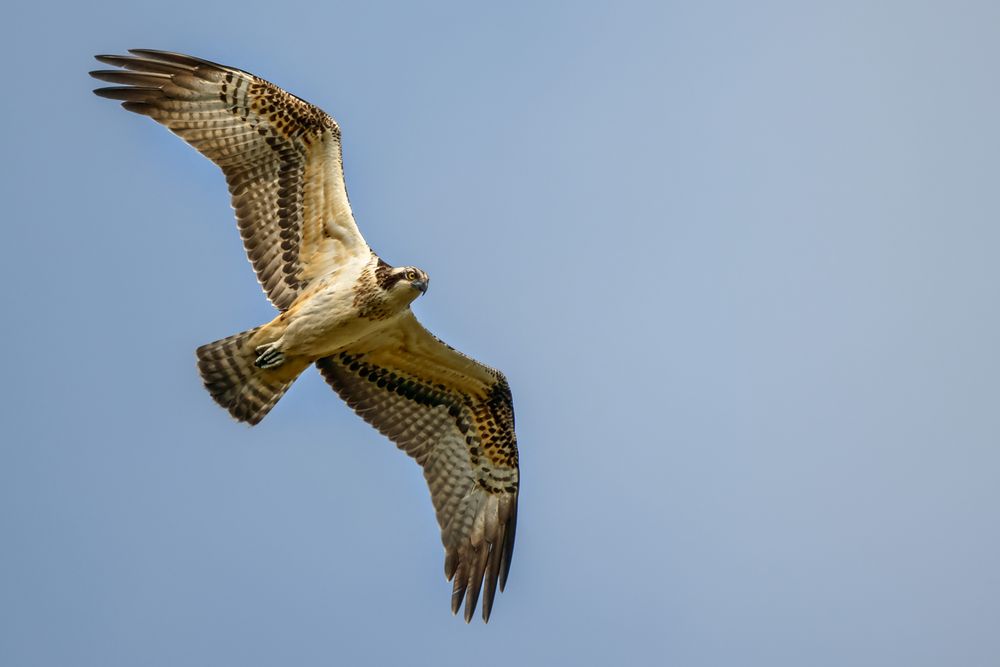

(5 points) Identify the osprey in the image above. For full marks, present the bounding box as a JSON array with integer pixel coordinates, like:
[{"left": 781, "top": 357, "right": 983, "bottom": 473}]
[{"left": 91, "top": 50, "right": 518, "bottom": 623}]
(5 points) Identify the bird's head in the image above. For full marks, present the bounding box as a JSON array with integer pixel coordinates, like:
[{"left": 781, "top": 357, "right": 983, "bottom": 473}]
[{"left": 383, "top": 265, "right": 430, "bottom": 304}]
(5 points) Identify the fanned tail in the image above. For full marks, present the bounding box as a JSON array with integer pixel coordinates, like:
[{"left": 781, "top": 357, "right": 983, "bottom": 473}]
[{"left": 196, "top": 327, "right": 305, "bottom": 424}]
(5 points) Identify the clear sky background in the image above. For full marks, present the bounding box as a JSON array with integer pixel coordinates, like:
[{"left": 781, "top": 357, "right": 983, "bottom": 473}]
[{"left": 2, "top": 1, "right": 999, "bottom": 665}]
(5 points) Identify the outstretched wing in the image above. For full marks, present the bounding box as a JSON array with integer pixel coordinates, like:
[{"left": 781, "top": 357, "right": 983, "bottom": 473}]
[
  {"left": 315, "top": 312, "right": 519, "bottom": 623},
  {"left": 91, "top": 49, "right": 369, "bottom": 310}
]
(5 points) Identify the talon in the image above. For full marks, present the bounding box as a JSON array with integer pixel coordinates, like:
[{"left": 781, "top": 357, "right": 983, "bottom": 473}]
[{"left": 254, "top": 343, "right": 285, "bottom": 369}]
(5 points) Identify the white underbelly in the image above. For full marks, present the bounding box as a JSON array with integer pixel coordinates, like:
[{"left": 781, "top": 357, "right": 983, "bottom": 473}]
[{"left": 280, "top": 285, "right": 394, "bottom": 358}]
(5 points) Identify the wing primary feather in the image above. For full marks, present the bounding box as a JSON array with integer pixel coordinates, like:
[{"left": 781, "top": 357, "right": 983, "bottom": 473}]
[
  {"left": 470, "top": 502, "right": 487, "bottom": 547},
  {"left": 482, "top": 536, "right": 504, "bottom": 622},
  {"left": 444, "top": 550, "right": 458, "bottom": 581},
  {"left": 127, "top": 48, "right": 228, "bottom": 70},
  {"left": 483, "top": 494, "right": 500, "bottom": 543},
  {"left": 450, "top": 561, "right": 469, "bottom": 616},
  {"left": 95, "top": 54, "right": 197, "bottom": 74},
  {"left": 120, "top": 101, "right": 156, "bottom": 115},
  {"left": 499, "top": 496, "right": 518, "bottom": 592},
  {"left": 463, "top": 545, "right": 490, "bottom": 623},
  {"left": 93, "top": 86, "right": 162, "bottom": 101},
  {"left": 89, "top": 70, "right": 171, "bottom": 86}
]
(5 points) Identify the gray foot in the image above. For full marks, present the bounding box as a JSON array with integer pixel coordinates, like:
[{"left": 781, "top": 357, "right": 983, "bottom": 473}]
[{"left": 254, "top": 343, "right": 286, "bottom": 369}]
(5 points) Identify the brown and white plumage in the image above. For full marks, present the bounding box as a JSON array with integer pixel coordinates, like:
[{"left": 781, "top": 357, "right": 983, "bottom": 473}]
[{"left": 91, "top": 50, "right": 519, "bottom": 622}]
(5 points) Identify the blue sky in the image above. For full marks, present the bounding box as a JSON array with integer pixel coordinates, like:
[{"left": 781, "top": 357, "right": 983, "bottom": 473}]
[{"left": 2, "top": 1, "right": 999, "bottom": 665}]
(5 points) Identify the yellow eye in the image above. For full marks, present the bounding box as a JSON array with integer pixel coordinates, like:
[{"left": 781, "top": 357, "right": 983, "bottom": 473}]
[{"left": 406, "top": 270, "right": 416, "bottom": 280}]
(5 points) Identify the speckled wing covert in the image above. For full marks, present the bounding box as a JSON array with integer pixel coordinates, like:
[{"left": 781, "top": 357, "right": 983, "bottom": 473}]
[
  {"left": 91, "top": 50, "right": 369, "bottom": 310},
  {"left": 315, "top": 312, "right": 519, "bottom": 623}
]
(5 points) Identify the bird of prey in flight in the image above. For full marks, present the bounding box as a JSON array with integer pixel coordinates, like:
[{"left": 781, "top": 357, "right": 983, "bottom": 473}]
[{"left": 91, "top": 50, "right": 519, "bottom": 623}]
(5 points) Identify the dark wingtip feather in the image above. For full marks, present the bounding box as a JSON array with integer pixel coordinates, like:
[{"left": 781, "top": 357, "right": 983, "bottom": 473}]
[
  {"left": 90, "top": 70, "right": 170, "bottom": 86},
  {"left": 128, "top": 48, "right": 226, "bottom": 70},
  {"left": 482, "top": 540, "right": 503, "bottom": 623},
  {"left": 94, "top": 53, "right": 198, "bottom": 76},
  {"left": 444, "top": 551, "right": 458, "bottom": 582},
  {"left": 450, "top": 562, "right": 468, "bottom": 616},
  {"left": 463, "top": 547, "right": 489, "bottom": 623},
  {"left": 92, "top": 86, "right": 161, "bottom": 101},
  {"left": 450, "top": 586, "right": 465, "bottom": 616},
  {"left": 499, "top": 498, "right": 518, "bottom": 592},
  {"left": 463, "top": 586, "right": 479, "bottom": 624},
  {"left": 120, "top": 101, "right": 155, "bottom": 115}
]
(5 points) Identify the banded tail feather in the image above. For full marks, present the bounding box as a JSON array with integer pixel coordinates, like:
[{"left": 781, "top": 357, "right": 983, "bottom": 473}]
[{"left": 196, "top": 327, "right": 306, "bottom": 424}]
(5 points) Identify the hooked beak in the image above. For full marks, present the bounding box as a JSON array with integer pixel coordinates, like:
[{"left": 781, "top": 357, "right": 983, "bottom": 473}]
[{"left": 411, "top": 280, "right": 428, "bottom": 294}]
